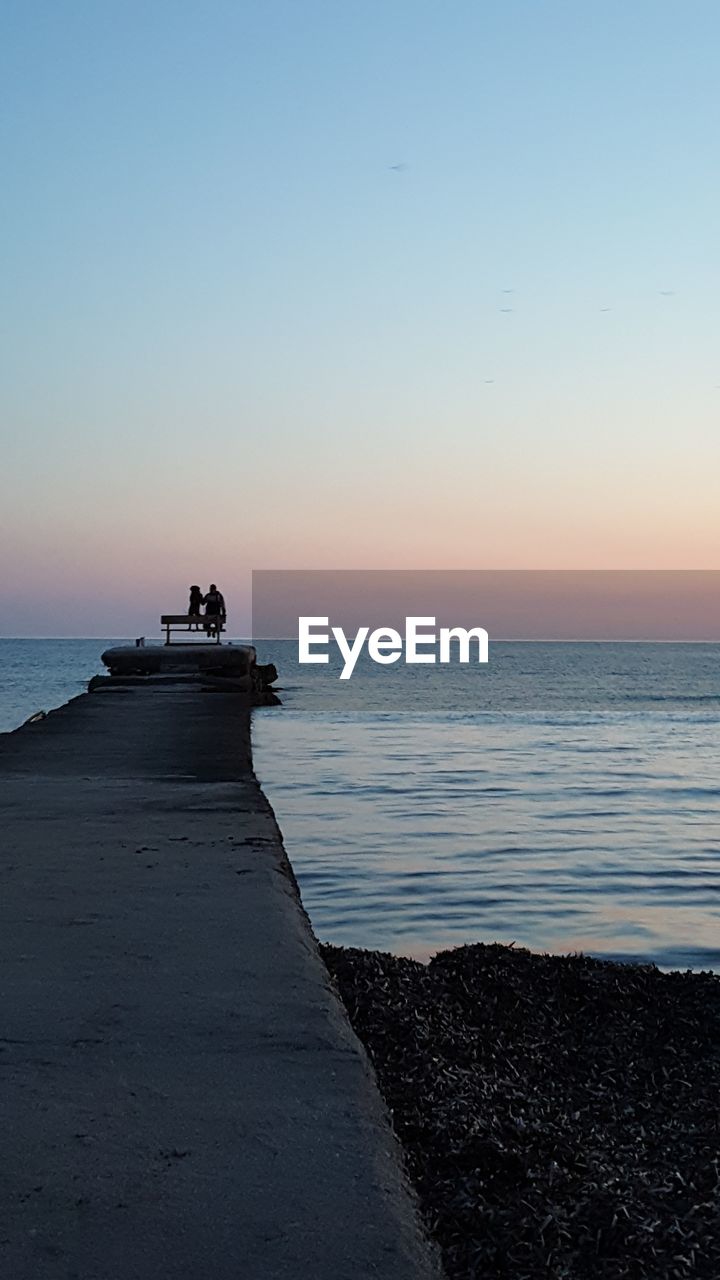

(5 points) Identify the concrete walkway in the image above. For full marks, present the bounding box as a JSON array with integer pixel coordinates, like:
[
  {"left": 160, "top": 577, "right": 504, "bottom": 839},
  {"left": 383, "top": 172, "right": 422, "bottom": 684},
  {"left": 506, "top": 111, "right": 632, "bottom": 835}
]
[{"left": 0, "top": 685, "right": 442, "bottom": 1279}]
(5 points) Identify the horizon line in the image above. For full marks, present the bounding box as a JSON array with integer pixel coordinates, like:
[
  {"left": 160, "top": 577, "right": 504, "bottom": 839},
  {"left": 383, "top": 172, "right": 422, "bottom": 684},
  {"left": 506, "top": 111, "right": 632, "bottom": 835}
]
[{"left": 2, "top": 636, "right": 719, "bottom": 645}]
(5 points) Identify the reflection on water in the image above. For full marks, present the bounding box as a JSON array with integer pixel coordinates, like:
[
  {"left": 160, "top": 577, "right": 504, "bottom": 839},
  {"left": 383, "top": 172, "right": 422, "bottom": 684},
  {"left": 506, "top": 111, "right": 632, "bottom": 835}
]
[{"left": 252, "top": 642, "right": 720, "bottom": 969}]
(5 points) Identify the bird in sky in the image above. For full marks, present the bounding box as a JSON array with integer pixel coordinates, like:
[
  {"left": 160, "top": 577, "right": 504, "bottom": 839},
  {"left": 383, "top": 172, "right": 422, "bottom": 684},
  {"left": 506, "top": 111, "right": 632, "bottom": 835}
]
[
  {"left": 659, "top": 289, "right": 675, "bottom": 296},
  {"left": 499, "top": 307, "right": 514, "bottom": 313},
  {"left": 389, "top": 162, "right": 408, "bottom": 172}
]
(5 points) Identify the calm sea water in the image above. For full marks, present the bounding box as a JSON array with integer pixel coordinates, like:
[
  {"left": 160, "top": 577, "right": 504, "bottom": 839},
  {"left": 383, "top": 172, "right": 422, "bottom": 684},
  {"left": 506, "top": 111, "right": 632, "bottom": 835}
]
[{"left": 1, "top": 638, "right": 719, "bottom": 970}]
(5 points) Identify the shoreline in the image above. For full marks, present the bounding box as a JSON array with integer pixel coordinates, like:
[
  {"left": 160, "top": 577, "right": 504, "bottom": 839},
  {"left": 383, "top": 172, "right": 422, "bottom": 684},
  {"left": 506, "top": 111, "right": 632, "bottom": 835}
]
[{"left": 323, "top": 940, "right": 720, "bottom": 1280}]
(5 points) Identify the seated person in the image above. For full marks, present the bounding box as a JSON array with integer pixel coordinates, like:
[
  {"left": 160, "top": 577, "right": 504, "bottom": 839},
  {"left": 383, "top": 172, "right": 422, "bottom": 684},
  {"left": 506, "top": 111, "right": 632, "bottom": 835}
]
[{"left": 203, "top": 583, "right": 226, "bottom": 636}]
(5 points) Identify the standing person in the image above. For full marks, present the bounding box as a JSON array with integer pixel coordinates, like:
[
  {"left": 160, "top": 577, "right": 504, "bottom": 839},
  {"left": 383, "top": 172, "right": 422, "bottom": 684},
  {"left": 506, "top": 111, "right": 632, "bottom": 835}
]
[
  {"left": 188, "top": 585, "right": 203, "bottom": 629},
  {"left": 203, "top": 583, "right": 226, "bottom": 637}
]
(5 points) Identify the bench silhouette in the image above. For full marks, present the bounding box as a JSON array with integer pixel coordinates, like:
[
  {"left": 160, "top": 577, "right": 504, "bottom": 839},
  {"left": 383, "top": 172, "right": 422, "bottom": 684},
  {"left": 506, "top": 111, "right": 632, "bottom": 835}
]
[{"left": 160, "top": 615, "right": 226, "bottom": 645}]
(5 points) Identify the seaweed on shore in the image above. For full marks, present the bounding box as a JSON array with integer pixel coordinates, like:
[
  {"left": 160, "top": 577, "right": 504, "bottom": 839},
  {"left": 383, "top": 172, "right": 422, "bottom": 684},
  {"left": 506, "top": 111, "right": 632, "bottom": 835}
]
[{"left": 321, "top": 942, "right": 720, "bottom": 1280}]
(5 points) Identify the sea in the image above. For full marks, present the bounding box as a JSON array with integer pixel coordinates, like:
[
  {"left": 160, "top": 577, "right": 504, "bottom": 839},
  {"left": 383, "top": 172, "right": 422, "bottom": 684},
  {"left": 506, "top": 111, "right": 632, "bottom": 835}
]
[{"left": 1, "top": 638, "right": 719, "bottom": 971}]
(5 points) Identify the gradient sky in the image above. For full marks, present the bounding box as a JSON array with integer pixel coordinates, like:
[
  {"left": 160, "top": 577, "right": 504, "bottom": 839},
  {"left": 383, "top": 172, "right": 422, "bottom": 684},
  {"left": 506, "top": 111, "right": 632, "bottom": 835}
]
[{"left": 2, "top": 1, "right": 720, "bottom": 635}]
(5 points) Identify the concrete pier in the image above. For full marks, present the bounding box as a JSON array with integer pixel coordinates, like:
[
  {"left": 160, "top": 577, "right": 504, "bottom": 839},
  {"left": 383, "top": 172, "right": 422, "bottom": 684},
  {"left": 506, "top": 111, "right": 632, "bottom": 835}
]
[{"left": 0, "top": 686, "right": 441, "bottom": 1279}]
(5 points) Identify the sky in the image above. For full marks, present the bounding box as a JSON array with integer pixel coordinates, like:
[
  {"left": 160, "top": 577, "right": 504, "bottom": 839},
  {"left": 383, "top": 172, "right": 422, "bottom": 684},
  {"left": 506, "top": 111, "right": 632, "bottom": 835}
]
[{"left": 1, "top": 1, "right": 720, "bottom": 635}]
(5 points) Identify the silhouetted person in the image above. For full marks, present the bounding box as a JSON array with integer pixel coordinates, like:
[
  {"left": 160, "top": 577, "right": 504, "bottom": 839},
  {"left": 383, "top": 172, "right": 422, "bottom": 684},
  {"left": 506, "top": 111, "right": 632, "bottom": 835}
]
[
  {"left": 203, "top": 583, "right": 226, "bottom": 637},
  {"left": 188, "top": 585, "right": 203, "bottom": 630}
]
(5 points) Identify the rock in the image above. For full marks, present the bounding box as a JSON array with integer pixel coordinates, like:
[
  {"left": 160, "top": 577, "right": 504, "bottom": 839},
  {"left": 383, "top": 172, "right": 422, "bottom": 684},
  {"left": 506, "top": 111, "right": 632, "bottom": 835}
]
[{"left": 254, "top": 663, "right": 279, "bottom": 688}]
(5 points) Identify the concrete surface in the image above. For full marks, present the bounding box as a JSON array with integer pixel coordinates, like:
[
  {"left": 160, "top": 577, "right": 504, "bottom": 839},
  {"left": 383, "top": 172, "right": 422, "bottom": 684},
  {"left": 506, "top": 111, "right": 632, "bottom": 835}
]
[{"left": 0, "top": 685, "right": 442, "bottom": 1279}]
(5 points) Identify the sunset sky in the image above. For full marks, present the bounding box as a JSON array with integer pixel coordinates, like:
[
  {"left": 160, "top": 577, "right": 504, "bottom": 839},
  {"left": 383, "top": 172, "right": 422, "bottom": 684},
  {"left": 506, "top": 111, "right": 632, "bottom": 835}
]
[{"left": 2, "top": 2, "right": 720, "bottom": 636}]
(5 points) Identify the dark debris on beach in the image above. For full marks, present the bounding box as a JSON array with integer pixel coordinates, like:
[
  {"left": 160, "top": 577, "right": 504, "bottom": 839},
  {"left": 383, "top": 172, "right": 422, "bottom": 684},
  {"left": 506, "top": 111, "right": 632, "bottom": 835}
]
[{"left": 321, "top": 942, "right": 720, "bottom": 1280}]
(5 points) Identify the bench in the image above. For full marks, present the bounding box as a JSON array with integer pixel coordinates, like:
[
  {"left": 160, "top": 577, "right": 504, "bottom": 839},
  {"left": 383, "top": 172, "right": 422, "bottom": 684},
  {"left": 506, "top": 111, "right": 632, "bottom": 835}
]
[{"left": 160, "top": 614, "right": 226, "bottom": 645}]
